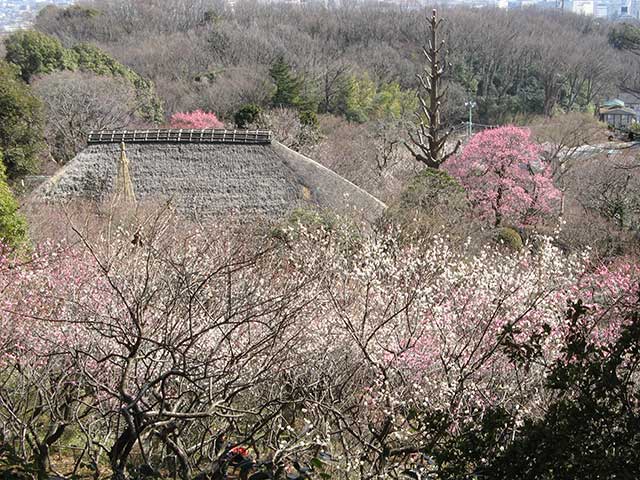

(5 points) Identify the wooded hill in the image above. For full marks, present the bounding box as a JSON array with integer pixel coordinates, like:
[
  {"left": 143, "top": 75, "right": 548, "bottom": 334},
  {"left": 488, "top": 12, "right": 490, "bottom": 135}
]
[{"left": 32, "top": 0, "right": 638, "bottom": 124}]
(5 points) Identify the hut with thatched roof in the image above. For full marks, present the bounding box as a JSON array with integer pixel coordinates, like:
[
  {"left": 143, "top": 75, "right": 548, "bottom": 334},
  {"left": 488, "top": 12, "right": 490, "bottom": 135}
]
[{"left": 34, "top": 129, "right": 386, "bottom": 222}]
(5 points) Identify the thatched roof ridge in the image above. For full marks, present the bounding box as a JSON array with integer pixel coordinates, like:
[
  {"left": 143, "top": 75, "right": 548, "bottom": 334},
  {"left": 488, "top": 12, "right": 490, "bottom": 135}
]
[
  {"left": 34, "top": 141, "right": 386, "bottom": 222},
  {"left": 272, "top": 142, "right": 387, "bottom": 218},
  {"left": 88, "top": 129, "right": 273, "bottom": 145}
]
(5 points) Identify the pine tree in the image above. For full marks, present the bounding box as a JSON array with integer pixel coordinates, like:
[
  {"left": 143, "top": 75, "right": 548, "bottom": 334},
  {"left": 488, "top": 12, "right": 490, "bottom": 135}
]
[
  {"left": 269, "top": 56, "right": 302, "bottom": 108},
  {"left": 406, "top": 10, "right": 460, "bottom": 169}
]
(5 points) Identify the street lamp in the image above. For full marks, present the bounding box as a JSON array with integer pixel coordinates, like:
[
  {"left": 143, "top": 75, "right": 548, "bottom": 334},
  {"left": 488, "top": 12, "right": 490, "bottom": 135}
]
[{"left": 465, "top": 100, "right": 476, "bottom": 138}]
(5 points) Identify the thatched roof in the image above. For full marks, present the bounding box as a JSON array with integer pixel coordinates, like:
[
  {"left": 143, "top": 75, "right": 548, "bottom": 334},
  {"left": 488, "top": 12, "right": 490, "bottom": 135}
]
[
  {"left": 87, "top": 129, "right": 273, "bottom": 145},
  {"left": 34, "top": 131, "right": 386, "bottom": 222}
]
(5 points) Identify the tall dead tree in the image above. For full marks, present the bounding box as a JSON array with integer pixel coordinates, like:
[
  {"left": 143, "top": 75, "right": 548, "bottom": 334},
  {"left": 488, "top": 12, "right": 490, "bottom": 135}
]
[{"left": 406, "top": 9, "right": 460, "bottom": 169}]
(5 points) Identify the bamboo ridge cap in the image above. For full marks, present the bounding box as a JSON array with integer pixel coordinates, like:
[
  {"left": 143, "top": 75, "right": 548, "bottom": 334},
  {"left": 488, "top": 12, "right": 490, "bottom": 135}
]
[{"left": 87, "top": 129, "right": 273, "bottom": 145}]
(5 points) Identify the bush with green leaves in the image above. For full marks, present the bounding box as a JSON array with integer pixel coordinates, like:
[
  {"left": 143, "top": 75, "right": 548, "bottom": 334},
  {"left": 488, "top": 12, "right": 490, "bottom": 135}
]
[
  {"left": 629, "top": 121, "right": 640, "bottom": 139},
  {"left": 0, "top": 61, "right": 45, "bottom": 178},
  {"left": 382, "top": 167, "right": 471, "bottom": 240},
  {"left": 495, "top": 227, "right": 524, "bottom": 250},
  {"left": 0, "top": 151, "right": 29, "bottom": 249},
  {"left": 609, "top": 22, "right": 640, "bottom": 52},
  {"left": 234, "top": 103, "right": 262, "bottom": 128},
  {"left": 298, "top": 106, "right": 319, "bottom": 128},
  {"left": 4, "top": 31, "right": 163, "bottom": 123},
  {"left": 4, "top": 30, "right": 77, "bottom": 82}
]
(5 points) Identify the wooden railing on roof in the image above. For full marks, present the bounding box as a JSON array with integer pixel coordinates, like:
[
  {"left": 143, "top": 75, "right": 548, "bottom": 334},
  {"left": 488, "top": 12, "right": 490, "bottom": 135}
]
[{"left": 87, "top": 129, "right": 273, "bottom": 145}]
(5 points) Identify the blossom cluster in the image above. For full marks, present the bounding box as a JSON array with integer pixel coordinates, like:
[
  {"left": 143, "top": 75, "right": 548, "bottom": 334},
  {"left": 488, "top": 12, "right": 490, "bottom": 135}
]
[
  {"left": 445, "top": 126, "right": 561, "bottom": 227},
  {"left": 0, "top": 217, "right": 637, "bottom": 479}
]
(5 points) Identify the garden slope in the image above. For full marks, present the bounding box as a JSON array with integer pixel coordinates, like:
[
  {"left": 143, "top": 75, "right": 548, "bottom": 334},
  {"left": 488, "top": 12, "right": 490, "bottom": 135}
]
[{"left": 34, "top": 142, "right": 386, "bottom": 221}]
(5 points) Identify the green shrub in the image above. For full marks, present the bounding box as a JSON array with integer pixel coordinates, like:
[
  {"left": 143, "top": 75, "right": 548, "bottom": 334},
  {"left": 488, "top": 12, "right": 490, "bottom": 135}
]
[
  {"left": 234, "top": 103, "right": 262, "bottom": 128},
  {"left": 495, "top": 227, "right": 523, "bottom": 250},
  {"left": 4, "top": 30, "right": 77, "bottom": 82},
  {"left": 0, "top": 61, "right": 45, "bottom": 178},
  {"left": 0, "top": 152, "right": 29, "bottom": 249},
  {"left": 400, "top": 168, "right": 465, "bottom": 210},
  {"left": 298, "top": 107, "right": 318, "bottom": 128},
  {"left": 381, "top": 168, "right": 471, "bottom": 241}
]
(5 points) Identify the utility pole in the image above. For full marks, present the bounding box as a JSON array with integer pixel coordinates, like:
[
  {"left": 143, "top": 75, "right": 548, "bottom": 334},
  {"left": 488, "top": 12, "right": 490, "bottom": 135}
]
[{"left": 465, "top": 100, "right": 476, "bottom": 138}]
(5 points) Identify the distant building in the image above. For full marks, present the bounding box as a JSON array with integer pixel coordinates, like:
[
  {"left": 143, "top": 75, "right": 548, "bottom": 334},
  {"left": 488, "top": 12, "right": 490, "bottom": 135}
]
[
  {"left": 573, "top": 0, "right": 595, "bottom": 14},
  {"left": 618, "top": 92, "right": 640, "bottom": 114},
  {"left": 598, "top": 99, "right": 638, "bottom": 128},
  {"left": 607, "top": 0, "right": 640, "bottom": 19},
  {"left": 595, "top": 1, "right": 609, "bottom": 16},
  {"left": 501, "top": 0, "right": 640, "bottom": 18}
]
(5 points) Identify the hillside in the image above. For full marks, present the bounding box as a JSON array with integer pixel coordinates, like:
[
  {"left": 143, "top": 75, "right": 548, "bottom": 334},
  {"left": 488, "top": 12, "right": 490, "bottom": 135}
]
[{"left": 1, "top": 2, "right": 640, "bottom": 480}]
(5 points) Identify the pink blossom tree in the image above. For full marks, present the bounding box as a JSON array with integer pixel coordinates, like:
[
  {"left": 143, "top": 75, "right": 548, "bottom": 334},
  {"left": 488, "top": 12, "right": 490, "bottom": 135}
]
[
  {"left": 168, "top": 109, "right": 224, "bottom": 129},
  {"left": 288, "top": 225, "right": 639, "bottom": 478},
  {"left": 445, "top": 126, "right": 560, "bottom": 227},
  {"left": 1, "top": 210, "right": 639, "bottom": 480}
]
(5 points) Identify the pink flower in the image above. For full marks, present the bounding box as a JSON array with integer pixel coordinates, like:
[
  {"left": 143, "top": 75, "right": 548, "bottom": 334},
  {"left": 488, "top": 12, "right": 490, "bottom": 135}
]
[
  {"left": 445, "top": 126, "right": 560, "bottom": 227},
  {"left": 168, "top": 109, "right": 224, "bottom": 129},
  {"left": 230, "top": 446, "right": 249, "bottom": 457}
]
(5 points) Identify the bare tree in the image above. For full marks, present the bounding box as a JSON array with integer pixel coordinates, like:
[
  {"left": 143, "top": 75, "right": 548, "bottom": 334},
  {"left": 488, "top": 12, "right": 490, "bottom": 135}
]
[
  {"left": 406, "top": 10, "right": 460, "bottom": 169},
  {"left": 33, "top": 71, "right": 140, "bottom": 163},
  {"left": 531, "top": 112, "right": 609, "bottom": 213}
]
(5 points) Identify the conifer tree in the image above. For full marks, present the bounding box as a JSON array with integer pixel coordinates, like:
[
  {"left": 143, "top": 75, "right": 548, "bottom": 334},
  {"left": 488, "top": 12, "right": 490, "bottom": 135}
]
[
  {"left": 406, "top": 9, "right": 460, "bottom": 169},
  {"left": 269, "top": 56, "right": 302, "bottom": 108}
]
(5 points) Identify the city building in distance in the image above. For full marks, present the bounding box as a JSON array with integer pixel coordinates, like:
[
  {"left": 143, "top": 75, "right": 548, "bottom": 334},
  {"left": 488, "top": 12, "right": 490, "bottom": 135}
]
[{"left": 0, "top": 0, "right": 74, "bottom": 33}]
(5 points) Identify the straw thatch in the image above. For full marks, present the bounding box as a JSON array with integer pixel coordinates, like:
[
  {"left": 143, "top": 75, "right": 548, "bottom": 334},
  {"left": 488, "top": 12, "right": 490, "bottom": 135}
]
[
  {"left": 34, "top": 141, "right": 386, "bottom": 222},
  {"left": 112, "top": 142, "right": 136, "bottom": 206}
]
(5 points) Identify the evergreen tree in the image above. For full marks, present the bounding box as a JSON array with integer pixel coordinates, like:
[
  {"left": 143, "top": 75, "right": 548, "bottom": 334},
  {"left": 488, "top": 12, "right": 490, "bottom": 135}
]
[
  {"left": 0, "top": 150, "right": 29, "bottom": 249},
  {"left": 234, "top": 104, "right": 262, "bottom": 128},
  {"left": 0, "top": 61, "right": 44, "bottom": 178},
  {"left": 269, "top": 56, "right": 302, "bottom": 108},
  {"left": 335, "top": 74, "right": 376, "bottom": 123},
  {"left": 609, "top": 23, "right": 640, "bottom": 54},
  {"left": 4, "top": 30, "right": 77, "bottom": 82}
]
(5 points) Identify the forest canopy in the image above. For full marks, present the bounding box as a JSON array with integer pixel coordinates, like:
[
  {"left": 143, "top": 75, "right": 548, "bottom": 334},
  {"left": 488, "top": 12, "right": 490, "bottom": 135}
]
[{"left": 31, "top": 0, "right": 636, "bottom": 124}]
